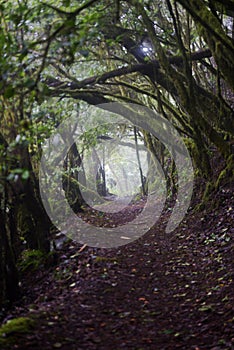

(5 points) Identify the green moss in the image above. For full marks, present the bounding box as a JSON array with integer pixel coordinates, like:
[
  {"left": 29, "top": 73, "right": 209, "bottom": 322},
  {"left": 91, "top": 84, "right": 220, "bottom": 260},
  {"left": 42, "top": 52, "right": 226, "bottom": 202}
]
[
  {"left": 17, "top": 249, "right": 46, "bottom": 273},
  {"left": 94, "top": 256, "right": 118, "bottom": 263},
  {"left": 0, "top": 317, "right": 35, "bottom": 346},
  {"left": 215, "top": 155, "right": 234, "bottom": 189},
  {"left": 18, "top": 249, "right": 59, "bottom": 275},
  {"left": 183, "top": 138, "right": 200, "bottom": 172},
  {"left": 131, "top": 193, "right": 142, "bottom": 203},
  {"left": 203, "top": 181, "right": 214, "bottom": 201},
  {"left": 195, "top": 181, "right": 214, "bottom": 211},
  {"left": 216, "top": 169, "right": 227, "bottom": 188}
]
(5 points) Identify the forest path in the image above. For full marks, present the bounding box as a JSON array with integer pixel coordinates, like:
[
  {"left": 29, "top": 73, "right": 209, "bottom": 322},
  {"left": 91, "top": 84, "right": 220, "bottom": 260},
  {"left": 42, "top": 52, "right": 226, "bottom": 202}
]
[{"left": 1, "top": 190, "right": 233, "bottom": 350}]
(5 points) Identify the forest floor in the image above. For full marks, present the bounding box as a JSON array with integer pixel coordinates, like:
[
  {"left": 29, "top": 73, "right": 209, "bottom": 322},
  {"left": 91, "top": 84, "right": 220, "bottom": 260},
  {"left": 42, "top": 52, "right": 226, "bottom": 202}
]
[{"left": 0, "top": 182, "right": 233, "bottom": 350}]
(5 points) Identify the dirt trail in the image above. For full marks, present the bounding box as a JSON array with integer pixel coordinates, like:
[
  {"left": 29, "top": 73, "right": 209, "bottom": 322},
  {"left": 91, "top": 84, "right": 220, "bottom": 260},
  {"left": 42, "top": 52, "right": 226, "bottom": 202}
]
[{"left": 1, "top": 189, "right": 233, "bottom": 350}]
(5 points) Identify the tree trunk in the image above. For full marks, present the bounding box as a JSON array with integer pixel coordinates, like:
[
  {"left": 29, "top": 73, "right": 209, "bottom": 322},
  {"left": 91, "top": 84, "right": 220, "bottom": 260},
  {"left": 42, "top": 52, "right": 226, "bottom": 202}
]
[
  {"left": 63, "top": 142, "right": 86, "bottom": 212},
  {"left": 134, "top": 127, "right": 147, "bottom": 196},
  {"left": 0, "top": 205, "right": 19, "bottom": 308}
]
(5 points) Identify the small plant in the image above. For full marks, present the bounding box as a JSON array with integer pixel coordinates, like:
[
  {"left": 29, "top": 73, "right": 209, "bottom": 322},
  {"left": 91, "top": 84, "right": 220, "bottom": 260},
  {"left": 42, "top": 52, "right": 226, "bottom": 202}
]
[{"left": 17, "top": 249, "right": 46, "bottom": 273}]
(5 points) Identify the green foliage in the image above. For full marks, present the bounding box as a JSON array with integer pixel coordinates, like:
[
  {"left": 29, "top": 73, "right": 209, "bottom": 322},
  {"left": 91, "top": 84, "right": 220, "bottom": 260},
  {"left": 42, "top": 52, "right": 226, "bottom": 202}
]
[
  {"left": 79, "top": 124, "right": 110, "bottom": 151},
  {"left": 7, "top": 168, "right": 30, "bottom": 182}
]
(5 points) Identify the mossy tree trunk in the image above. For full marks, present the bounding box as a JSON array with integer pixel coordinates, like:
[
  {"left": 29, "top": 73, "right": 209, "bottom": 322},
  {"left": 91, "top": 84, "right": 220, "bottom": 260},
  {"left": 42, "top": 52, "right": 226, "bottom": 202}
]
[
  {"left": 0, "top": 106, "right": 51, "bottom": 279},
  {"left": 62, "top": 142, "right": 86, "bottom": 212}
]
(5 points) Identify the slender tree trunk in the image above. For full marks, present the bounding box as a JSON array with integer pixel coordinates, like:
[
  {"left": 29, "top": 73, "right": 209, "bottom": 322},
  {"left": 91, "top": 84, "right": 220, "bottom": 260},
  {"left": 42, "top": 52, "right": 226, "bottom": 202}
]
[
  {"left": 0, "top": 205, "right": 19, "bottom": 308},
  {"left": 134, "top": 127, "right": 147, "bottom": 196}
]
